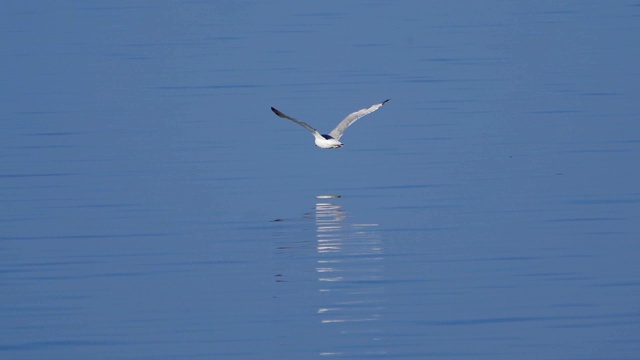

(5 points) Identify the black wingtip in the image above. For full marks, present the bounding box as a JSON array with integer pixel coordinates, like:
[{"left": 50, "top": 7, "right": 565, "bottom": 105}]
[
  {"left": 381, "top": 99, "right": 390, "bottom": 105},
  {"left": 271, "top": 107, "right": 280, "bottom": 115}
]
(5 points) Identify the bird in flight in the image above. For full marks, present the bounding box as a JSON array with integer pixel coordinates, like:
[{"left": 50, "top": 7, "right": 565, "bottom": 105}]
[{"left": 270, "top": 99, "right": 389, "bottom": 149}]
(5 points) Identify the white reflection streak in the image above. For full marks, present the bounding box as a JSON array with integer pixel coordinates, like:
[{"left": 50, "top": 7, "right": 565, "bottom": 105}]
[{"left": 315, "top": 195, "right": 386, "bottom": 357}]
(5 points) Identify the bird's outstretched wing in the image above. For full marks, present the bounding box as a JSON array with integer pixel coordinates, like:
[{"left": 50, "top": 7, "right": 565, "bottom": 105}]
[
  {"left": 271, "top": 107, "right": 321, "bottom": 135},
  {"left": 329, "top": 99, "right": 389, "bottom": 140}
]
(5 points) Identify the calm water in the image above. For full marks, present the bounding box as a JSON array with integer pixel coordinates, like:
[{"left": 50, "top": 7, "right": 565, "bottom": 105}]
[{"left": 2, "top": 1, "right": 639, "bottom": 359}]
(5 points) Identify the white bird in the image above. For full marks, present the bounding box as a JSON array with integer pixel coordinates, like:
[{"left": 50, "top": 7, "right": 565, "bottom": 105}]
[{"left": 270, "top": 99, "right": 390, "bottom": 149}]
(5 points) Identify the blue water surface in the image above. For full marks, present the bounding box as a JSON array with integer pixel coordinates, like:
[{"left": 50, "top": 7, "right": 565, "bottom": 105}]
[{"left": 2, "top": 1, "right": 639, "bottom": 359}]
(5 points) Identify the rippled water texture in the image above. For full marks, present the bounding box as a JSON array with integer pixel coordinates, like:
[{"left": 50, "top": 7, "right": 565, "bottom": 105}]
[{"left": 2, "top": 1, "right": 639, "bottom": 359}]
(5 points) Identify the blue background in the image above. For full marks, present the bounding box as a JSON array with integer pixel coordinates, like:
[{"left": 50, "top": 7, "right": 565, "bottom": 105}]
[{"left": 2, "top": 1, "right": 639, "bottom": 359}]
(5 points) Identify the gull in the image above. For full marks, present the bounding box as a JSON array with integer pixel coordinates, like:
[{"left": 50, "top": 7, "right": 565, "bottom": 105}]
[{"left": 270, "top": 99, "right": 389, "bottom": 149}]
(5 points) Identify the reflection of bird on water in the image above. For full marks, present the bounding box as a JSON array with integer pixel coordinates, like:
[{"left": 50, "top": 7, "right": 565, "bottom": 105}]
[
  {"left": 312, "top": 195, "right": 387, "bottom": 356},
  {"left": 270, "top": 99, "right": 390, "bottom": 148},
  {"left": 271, "top": 195, "right": 386, "bottom": 356}
]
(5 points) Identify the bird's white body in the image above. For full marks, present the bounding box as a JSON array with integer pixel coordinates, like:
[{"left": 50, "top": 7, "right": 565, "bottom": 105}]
[
  {"left": 271, "top": 99, "right": 389, "bottom": 149},
  {"left": 313, "top": 133, "right": 343, "bottom": 149}
]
